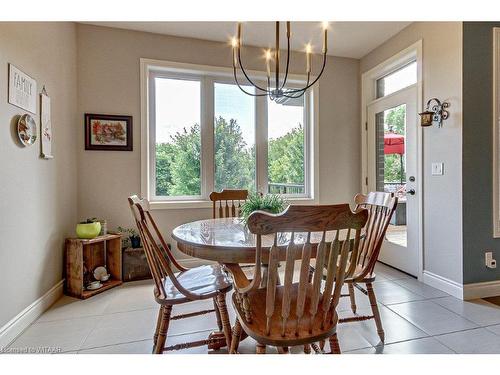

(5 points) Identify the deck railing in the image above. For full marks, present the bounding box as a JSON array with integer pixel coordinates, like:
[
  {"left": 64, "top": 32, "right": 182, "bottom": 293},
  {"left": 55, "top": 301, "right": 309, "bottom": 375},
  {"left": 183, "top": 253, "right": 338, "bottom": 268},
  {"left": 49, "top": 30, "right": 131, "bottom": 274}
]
[{"left": 268, "top": 182, "right": 305, "bottom": 195}]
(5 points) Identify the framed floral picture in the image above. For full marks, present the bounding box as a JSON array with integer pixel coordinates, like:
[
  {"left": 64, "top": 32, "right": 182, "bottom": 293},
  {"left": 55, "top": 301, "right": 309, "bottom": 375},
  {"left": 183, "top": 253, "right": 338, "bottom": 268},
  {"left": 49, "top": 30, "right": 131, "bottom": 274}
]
[{"left": 84, "top": 113, "right": 133, "bottom": 151}]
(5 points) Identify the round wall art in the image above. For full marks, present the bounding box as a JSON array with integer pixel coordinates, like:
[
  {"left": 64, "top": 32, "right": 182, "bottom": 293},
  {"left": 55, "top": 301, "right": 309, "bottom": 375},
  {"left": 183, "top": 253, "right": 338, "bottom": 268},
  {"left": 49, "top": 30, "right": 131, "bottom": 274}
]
[{"left": 17, "top": 113, "right": 37, "bottom": 146}]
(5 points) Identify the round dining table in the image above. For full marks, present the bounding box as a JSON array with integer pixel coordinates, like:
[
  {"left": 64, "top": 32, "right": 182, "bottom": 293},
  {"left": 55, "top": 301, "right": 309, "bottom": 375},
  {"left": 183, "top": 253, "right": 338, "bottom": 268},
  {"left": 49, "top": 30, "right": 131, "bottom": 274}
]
[{"left": 172, "top": 217, "right": 336, "bottom": 265}]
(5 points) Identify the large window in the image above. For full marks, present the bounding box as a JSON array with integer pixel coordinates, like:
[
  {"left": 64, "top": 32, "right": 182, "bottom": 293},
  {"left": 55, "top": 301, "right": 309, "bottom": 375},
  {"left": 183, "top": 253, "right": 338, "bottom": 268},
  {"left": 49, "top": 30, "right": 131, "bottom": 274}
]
[
  {"left": 268, "top": 95, "right": 305, "bottom": 195},
  {"left": 214, "top": 83, "right": 256, "bottom": 193},
  {"left": 154, "top": 77, "right": 201, "bottom": 198},
  {"left": 145, "top": 61, "right": 314, "bottom": 205}
]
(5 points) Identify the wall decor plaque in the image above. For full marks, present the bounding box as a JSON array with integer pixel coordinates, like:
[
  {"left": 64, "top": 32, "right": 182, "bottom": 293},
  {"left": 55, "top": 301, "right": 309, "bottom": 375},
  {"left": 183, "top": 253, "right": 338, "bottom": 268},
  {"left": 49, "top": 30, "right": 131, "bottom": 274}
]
[{"left": 8, "top": 64, "right": 37, "bottom": 114}]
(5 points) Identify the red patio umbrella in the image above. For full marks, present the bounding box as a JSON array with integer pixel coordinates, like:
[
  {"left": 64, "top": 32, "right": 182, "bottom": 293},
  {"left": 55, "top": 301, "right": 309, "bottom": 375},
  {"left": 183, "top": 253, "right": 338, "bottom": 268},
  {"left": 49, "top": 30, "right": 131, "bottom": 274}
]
[
  {"left": 384, "top": 132, "right": 405, "bottom": 183},
  {"left": 384, "top": 132, "right": 405, "bottom": 155}
]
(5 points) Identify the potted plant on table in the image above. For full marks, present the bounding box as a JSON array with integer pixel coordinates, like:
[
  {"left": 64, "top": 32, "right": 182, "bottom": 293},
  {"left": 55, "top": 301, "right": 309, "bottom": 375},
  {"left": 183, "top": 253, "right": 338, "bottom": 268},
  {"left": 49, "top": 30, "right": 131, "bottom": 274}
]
[
  {"left": 76, "top": 218, "right": 101, "bottom": 239},
  {"left": 118, "top": 227, "right": 141, "bottom": 248},
  {"left": 240, "top": 193, "right": 288, "bottom": 225}
]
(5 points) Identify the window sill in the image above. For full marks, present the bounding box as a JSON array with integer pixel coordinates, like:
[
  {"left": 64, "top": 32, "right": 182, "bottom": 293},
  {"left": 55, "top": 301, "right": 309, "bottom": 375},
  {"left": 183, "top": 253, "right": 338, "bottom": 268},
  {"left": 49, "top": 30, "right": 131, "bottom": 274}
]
[{"left": 149, "top": 197, "right": 318, "bottom": 210}]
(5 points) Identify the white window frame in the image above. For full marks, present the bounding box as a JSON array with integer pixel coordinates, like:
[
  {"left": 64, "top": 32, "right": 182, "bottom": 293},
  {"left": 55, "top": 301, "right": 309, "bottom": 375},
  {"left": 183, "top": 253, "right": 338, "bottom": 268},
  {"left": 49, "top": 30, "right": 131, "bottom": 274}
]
[{"left": 140, "top": 58, "right": 319, "bottom": 210}]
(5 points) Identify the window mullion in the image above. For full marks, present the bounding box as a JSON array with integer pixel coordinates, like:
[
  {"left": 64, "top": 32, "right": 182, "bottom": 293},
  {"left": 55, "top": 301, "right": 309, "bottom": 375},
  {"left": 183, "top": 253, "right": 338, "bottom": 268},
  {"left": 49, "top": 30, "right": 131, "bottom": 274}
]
[
  {"left": 255, "top": 94, "right": 268, "bottom": 195},
  {"left": 304, "top": 91, "right": 311, "bottom": 198},
  {"left": 202, "top": 77, "right": 215, "bottom": 198},
  {"left": 148, "top": 72, "right": 157, "bottom": 200}
]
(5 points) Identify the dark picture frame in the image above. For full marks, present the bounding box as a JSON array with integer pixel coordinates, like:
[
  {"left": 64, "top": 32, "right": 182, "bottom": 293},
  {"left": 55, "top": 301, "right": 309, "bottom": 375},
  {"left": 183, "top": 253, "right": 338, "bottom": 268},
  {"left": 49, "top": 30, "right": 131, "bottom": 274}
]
[{"left": 84, "top": 113, "right": 133, "bottom": 151}]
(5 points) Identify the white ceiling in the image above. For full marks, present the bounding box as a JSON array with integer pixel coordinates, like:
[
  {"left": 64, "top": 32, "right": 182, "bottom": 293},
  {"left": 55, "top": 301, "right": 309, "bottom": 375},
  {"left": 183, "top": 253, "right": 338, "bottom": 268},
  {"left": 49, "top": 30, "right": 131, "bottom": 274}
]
[{"left": 84, "top": 22, "right": 411, "bottom": 59}]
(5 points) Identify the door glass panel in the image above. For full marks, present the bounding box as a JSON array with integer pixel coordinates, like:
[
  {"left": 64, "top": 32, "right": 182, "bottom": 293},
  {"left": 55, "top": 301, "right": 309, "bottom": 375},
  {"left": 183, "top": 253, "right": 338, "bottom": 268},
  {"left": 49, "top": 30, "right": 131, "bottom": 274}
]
[{"left": 375, "top": 103, "right": 407, "bottom": 247}]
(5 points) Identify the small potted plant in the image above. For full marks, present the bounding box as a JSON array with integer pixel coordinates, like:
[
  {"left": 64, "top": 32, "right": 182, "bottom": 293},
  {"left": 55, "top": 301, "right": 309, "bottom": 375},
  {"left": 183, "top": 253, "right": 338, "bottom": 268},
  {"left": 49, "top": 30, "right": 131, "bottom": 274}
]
[
  {"left": 76, "top": 218, "right": 101, "bottom": 239},
  {"left": 118, "top": 227, "right": 141, "bottom": 248},
  {"left": 240, "top": 193, "right": 288, "bottom": 225}
]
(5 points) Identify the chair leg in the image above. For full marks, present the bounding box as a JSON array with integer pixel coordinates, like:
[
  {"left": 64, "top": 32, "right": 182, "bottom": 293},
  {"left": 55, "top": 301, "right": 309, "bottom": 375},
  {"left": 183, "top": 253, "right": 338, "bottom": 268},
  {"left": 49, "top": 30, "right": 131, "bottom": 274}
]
[
  {"left": 348, "top": 283, "right": 357, "bottom": 314},
  {"left": 153, "top": 305, "right": 172, "bottom": 354},
  {"left": 229, "top": 318, "right": 242, "bottom": 354},
  {"left": 329, "top": 333, "right": 341, "bottom": 354},
  {"left": 256, "top": 343, "right": 266, "bottom": 354},
  {"left": 366, "top": 282, "right": 385, "bottom": 342},
  {"left": 213, "top": 297, "right": 223, "bottom": 332},
  {"left": 216, "top": 292, "right": 232, "bottom": 349},
  {"left": 153, "top": 306, "right": 163, "bottom": 347},
  {"left": 319, "top": 339, "right": 325, "bottom": 351}
]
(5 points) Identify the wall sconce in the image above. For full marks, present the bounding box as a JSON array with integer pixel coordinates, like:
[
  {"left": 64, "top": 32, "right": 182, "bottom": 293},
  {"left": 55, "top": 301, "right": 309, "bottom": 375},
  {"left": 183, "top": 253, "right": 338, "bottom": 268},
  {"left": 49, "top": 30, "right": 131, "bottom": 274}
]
[{"left": 419, "top": 98, "right": 450, "bottom": 127}]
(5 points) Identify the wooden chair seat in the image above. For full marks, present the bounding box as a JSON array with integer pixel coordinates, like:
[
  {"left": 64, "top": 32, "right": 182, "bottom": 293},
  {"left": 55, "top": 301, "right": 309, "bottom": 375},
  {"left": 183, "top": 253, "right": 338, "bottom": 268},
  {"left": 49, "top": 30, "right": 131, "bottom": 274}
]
[
  {"left": 347, "top": 270, "right": 376, "bottom": 283},
  {"left": 232, "top": 284, "right": 337, "bottom": 347},
  {"left": 156, "top": 264, "right": 232, "bottom": 305}
]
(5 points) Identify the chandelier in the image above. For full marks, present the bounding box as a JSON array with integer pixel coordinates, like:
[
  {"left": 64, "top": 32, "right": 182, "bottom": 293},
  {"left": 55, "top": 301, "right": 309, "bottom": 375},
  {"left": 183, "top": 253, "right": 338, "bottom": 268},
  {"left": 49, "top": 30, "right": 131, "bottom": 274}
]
[{"left": 231, "top": 21, "right": 328, "bottom": 100}]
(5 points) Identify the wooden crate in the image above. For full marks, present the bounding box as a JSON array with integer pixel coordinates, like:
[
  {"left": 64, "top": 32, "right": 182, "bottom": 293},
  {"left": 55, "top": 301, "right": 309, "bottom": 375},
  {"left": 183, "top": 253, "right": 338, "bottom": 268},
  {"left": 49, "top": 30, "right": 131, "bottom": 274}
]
[
  {"left": 65, "top": 234, "right": 123, "bottom": 299},
  {"left": 122, "top": 247, "right": 152, "bottom": 282}
]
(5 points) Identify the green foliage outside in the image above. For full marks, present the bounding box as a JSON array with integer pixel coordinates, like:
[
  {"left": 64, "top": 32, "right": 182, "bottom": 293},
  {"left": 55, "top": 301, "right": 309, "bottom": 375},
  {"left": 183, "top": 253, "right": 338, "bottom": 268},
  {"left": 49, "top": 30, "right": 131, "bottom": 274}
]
[
  {"left": 268, "top": 125, "right": 304, "bottom": 189},
  {"left": 155, "top": 117, "right": 304, "bottom": 196},
  {"left": 384, "top": 105, "right": 406, "bottom": 183},
  {"left": 214, "top": 117, "right": 255, "bottom": 192}
]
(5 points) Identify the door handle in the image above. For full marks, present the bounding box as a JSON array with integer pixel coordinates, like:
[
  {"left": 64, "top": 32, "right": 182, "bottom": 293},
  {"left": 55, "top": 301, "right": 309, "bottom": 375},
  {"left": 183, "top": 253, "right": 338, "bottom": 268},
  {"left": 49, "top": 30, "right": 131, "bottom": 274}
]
[{"left": 407, "top": 189, "right": 416, "bottom": 196}]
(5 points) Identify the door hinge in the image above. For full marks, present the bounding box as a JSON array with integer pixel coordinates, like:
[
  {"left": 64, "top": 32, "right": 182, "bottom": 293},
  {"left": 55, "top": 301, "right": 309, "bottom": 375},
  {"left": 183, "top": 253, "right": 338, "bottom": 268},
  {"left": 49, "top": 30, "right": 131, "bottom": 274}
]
[
  {"left": 365, "top": 121, "right": 368, "bottom": 131},
  {"left": 365, "top": 177, "right": 368, "bottom": 185}
]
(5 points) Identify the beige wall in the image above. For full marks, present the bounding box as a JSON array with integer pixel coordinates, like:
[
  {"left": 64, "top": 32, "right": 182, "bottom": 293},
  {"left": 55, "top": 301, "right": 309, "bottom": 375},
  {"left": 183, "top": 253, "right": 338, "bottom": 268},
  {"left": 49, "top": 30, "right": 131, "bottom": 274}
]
[
  {"left": 360, "top": 22, "right": 463, "bottom": 283},
  {"left": 0, "top": 23, "right": 78, "bottom": 328},
  {"left": 76, "top": 24, "right": 361, "bottom": 258}
]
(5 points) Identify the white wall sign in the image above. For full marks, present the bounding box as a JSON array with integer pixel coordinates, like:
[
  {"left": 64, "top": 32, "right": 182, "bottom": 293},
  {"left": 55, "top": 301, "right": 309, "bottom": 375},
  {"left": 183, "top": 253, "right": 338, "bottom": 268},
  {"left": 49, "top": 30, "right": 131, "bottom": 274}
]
[{"left": 8, "top": 64, "right": 37, "bottom": 114}]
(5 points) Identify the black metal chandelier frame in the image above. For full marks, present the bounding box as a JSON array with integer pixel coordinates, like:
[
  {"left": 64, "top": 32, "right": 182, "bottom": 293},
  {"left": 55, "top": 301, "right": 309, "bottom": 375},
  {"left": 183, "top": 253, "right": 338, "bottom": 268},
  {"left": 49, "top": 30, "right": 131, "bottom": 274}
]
[{"left": 232, "top": 21, "right": 328, "bottom": 100}]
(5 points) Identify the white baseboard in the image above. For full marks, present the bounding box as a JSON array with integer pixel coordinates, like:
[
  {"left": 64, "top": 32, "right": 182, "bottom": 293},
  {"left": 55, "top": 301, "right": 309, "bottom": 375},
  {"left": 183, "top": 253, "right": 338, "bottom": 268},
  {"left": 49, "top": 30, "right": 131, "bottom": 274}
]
[
  {"left": 463, "top": 279, "right": 500, "bottom": 300},
  {"left": 423, "top": 271, "right": 464, "bottom": 299},
  {"left": 0, "top": 280, "right": 64, "bottom": 348}
]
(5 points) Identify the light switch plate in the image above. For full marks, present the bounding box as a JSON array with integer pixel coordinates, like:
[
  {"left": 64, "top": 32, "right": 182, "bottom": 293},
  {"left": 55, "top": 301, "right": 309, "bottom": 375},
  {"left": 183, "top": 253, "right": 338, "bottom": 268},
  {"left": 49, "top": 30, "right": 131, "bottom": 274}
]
[{"left": 432, "top": 162, "right": 444, "bottom": 176}]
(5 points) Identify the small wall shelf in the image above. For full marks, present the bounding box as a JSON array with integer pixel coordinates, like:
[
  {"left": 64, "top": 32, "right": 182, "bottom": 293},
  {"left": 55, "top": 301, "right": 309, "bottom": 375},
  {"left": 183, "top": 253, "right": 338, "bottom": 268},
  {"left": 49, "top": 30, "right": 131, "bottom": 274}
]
[{"left": 65, "top": 234, "right": 123, "bottom": 299}]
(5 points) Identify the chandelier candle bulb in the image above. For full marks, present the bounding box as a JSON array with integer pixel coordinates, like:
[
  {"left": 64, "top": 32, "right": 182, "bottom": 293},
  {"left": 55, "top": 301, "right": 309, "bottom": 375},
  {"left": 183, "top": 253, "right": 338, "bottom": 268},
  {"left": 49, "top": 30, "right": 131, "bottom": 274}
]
[
  {"left": 231, "top": 37, "right": 238, "bottom": 67},
  {"left": 323, "top": 28, "right": 328, "bottom": 54},
  {"left": 306, "top": 44, "right": 311, "bottom": 73},
  {"left": 265, "top": 50, "right": 272, "bottom": 79}
]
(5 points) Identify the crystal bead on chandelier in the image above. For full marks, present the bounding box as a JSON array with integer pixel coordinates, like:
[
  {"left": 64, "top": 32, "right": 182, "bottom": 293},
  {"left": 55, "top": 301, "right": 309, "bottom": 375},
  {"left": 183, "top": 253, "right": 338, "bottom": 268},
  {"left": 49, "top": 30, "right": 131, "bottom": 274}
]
[{"left": 231, "top": 21, "right": 328, "bottom": 100}]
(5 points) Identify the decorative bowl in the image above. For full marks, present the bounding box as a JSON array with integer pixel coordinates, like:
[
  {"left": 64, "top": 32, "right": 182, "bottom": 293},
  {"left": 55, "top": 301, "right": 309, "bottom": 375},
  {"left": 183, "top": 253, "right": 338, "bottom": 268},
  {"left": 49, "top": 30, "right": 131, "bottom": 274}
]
[{"left": 76, "top": 222, "right": 101, "bottom": 239}]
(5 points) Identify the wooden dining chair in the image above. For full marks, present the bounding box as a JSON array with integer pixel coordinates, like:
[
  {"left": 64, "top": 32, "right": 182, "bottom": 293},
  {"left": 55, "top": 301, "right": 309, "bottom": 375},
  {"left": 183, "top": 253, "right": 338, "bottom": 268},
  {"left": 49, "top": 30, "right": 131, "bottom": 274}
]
[
  {"left": 128, "top": 195, "right": 233, "bottom": 353},
  {"left": 339, "top": 192, "right": 398, "bottom": 342},
  {"left": 209, "top": 189, "right": 248, "bottom": 219},
  {"left": 315, "top": 192, "right": 397, "bottom": 352},
  {"left": 226, "top": 204, "right": 368, "bottom": 354}
]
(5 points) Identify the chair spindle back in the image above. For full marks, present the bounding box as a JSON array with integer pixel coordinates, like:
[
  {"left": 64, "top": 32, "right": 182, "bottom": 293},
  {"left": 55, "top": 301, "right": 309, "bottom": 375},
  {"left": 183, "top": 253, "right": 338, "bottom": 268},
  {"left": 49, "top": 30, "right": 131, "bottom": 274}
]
[
  {"left": 245, "top": 204, "right": 368, "bottom": 337},
  {"left": 349, "top": 192, "right": 398, "bottom": 280},
  {"left": 209, "top": 189, "right": 248, "bottom": 219},
  {"left": 128, "top": 195, "right": 201, "bottom": 301}
]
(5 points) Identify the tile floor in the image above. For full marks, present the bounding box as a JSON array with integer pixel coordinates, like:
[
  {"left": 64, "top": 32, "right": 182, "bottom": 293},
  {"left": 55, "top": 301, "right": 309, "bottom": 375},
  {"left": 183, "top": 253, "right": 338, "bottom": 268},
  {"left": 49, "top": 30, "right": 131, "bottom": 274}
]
[{"left": 7, "top": 262, "right": 500, "bottom": 354}]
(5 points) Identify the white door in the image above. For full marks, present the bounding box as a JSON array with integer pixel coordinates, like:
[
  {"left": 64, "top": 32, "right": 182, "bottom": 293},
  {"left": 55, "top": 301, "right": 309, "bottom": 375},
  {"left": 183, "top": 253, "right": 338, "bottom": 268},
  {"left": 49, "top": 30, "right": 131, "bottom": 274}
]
[{"left": 367, "top": 84, "right": 419, "bottom": 276}]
